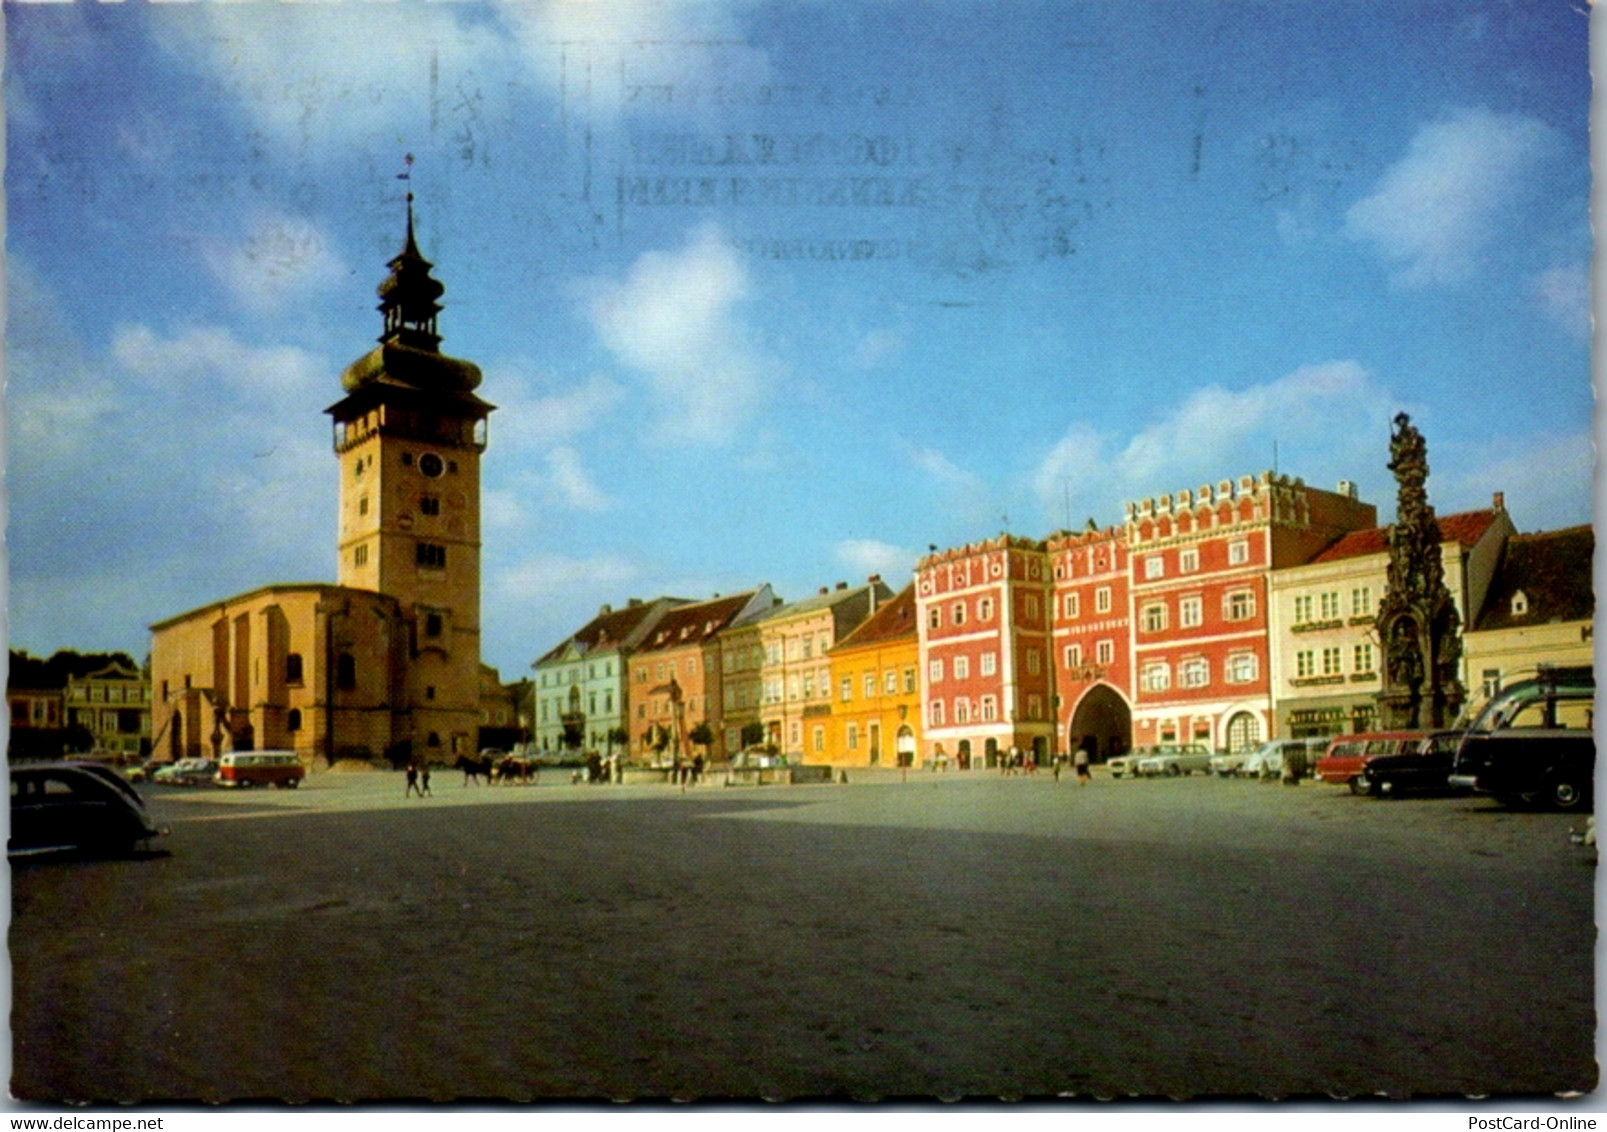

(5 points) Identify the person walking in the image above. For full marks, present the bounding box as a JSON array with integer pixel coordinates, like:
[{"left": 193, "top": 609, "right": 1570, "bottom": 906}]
[
  {"left": 405, "top": 764, "right": 421, "bottom": 797},
  {"left": 1074, "top": 744, "right": 1091, "bottom": 786},
  {"left": 420, "top": 764, "right": 432, "bottom": 796}
]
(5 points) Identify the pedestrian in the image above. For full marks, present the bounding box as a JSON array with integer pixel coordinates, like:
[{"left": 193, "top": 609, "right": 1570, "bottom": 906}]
[
  {"left": 1053, "top": 751, "right": 1064, "bottom": 782},
  {"left": 405, "top": 764, "right": 420, "bottom": 797},
  {"left": 421, "top": 764, "right": 432, "bottom": 796},
  {"left": 1075, "top": 745, "right": 1091, "bottom": 786}
]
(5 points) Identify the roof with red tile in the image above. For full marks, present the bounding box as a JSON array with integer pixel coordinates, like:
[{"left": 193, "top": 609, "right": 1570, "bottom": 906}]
[
  {"left": 635, "top": 591, "right": 763, "bottom": 654},
  {"left": 1311, "top": 509, "right": 1498, "bottom": 564},
  {"left": 832, "top": 584, "right": 918, "bottom": 651}
]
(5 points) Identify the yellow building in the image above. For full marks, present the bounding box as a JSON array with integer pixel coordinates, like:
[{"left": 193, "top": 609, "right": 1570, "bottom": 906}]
[
  {"left": 63, "top": 661, "right": 150, "bottom": 761},
  {"left": 1463, "top": 525, "right": 1594, "bottom": 712},
  {"left": 825, "top": 583, "right": 921, "bottom": 767},
  {"left": 757, "top": 578, "right": 894, "bottom": 762},
  {"left": 149, "top": 204, "right": 493, "bottom": 768}
]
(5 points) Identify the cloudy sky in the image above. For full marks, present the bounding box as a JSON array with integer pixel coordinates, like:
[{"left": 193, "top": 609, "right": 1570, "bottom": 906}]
[{"left": 7, "top": 0, "right": 1594, "bottom": 677}]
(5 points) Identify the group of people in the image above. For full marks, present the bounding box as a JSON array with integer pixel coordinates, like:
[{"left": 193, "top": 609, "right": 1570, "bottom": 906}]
[{"left": 404, "top": 763, "right": 433, "bottom": 797}]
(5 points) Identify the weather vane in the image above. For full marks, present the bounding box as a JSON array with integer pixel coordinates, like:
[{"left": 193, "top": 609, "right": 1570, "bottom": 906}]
[{"left": 398, "top": 152, "right": 414, "bottom": 203}]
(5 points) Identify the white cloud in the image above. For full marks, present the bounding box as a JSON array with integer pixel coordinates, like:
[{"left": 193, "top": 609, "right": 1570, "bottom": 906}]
[
  {"left": 1034, "top": 361, "right": 1397, "bottom": 524},
  {"left": 1533, "top": 264, "right": 1592, "bottom": 341},
  {"left": 849, "top": 328, "right": 907, "bottom": 370},
  {"left": 111, "top": 323, "right": 326, "bottom": 406},
  {"left": 1345, "top": 108, "right": 1559, "bottom": 286},
  {"left": 1440, "top": 430, "right": 1594, "bottom": 532},
  {"left": 490, "top": 551, "right": 641, "bottom": 605},
  {"left": 907, "top": 444, "right": 984, "bottom": 490},
  {"left": 588, "top": 222, "right": 770, "bottom": 443},
  {"left": 834, "top": 539, "right": 914, "bottom": 582},
  {"left": 203, "top": 212, "right": 349, "bottom": 315}
]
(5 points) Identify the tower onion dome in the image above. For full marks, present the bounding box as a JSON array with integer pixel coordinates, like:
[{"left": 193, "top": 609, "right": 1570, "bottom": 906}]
[{"left": 340, "top": 199, "right": 483, "bottom": 397}]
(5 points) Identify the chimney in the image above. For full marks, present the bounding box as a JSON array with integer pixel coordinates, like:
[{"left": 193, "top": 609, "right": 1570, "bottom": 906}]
[
  {"left": 1493, "top": 491, "right": 1505, "bottom": 512},
  {"left": 598, "top": 603, "right": 613, "bottom": 615},
  {"left": 835, "top": 581, "right": 848, "bottom": 591},
  {"left": 819, "top": 587, "right": 829, "bottom": 596},
  {"left": 627, "top": 597, "right": 643, "bottom": 607}
]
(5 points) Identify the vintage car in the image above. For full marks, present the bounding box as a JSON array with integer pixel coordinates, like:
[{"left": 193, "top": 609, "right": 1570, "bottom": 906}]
[
  {"left": 1355, "top": 731, "right": 1465, "bottom": 798},
  {"left": 10, "top": 761, "right": 168, "bottom": 858},
  {"left": 1315, "top": 731, "right": 1431, "bottom": 794},
  {"left": 151, "top": 759, "right": 218, "bottom": 786},
  {"left": 215, "top": 751, "right": 304, "bottom": 788},
  {"left": 1105, "top": 749, "right": 1147, "bottom": 779},
  {"left": 1134, "top": 744, "right": 1213, "bottom": 776},
  {"left": 1448, "top": 666, "right": 1595, "bottom": 811}
]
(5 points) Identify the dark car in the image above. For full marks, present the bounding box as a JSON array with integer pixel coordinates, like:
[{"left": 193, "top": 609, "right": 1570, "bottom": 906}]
[
  {"left": 1449, "top": 666, "right": 1595, "bottom": 811},
  {"left": 10, "top": 761, "right": 169, "bottom": 858},
  {"left": 1357, "top": 730, "right": 1465, "bottom": 798}
]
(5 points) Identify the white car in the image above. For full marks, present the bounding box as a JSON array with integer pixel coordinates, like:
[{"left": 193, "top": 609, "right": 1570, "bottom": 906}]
[
  {"left": 1209, "top": 750, "right": 1251, "bottom": 776},
  {"left": 1135, "top": 745, "right": 1212, "bottom": 776}
]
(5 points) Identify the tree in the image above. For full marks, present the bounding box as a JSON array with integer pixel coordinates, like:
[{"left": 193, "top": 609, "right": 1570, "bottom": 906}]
[
  {"left": 740, "top": 721, "right": 765, "bottom": 750},
  {"left": 688, "top": 721, "right": 714, "bottom": 754},
  {"left": 606, "top": 726, "right": 629, "bottom": 759}
]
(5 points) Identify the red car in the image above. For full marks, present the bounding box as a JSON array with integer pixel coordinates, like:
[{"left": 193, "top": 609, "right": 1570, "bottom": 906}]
[{"left": 1315, "top": 731, "right": 1431, "bottom": 794}]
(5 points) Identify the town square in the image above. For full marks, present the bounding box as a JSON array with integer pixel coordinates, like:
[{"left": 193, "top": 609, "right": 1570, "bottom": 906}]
[{"left": 5, "top": 0, "right": 1596, "bottom": 1111}]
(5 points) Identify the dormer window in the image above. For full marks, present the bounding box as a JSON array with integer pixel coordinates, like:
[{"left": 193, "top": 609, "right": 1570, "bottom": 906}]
[{"left": 1511, "top": 591, "right": 1529, "bottom": 616}]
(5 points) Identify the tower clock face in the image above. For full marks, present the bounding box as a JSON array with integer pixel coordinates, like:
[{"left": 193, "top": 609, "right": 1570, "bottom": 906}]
[{"left": 418, "top": 453, "right": 445, "bottom": 478}]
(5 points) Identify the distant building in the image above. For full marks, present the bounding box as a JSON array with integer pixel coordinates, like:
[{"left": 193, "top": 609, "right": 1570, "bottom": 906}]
[
  {"left": 1126, "top": 473, "right": 1377, "bottom": 753},
  {"left": 1048, "top": 524, "right": 1132, "bottom": 763},
  {"left": 1267, "top": 501, "right": 1511, "bottom": 739},
  {"left": 478, "top": 663, "right": 522, "bottom": 752},
  {"left": 625, "top": 588, "right": 774, "bottom": 764},
  {"left": 531, "top": 597, "right": 688, "bottom": 757},
  {"left": 826, "top": 583, "right": 922, "bottom": 767},
  {"left": 8, "top": 687, "right": 64, "bottom": 760},
  {"left": 917, "top": 537, "right": 1056, "bottom": 767},
  {"left": 63, "top": 661, "right": 150, "bottom": 760},
  {"left": 757, "top": 578, "right": 895, "bottom": 762},
  {"left": 1463, "top": 524, "right": 1595, "bottom": 712},
  {"left": 149, "top": 203, "right": 494, "bottom": 766}
]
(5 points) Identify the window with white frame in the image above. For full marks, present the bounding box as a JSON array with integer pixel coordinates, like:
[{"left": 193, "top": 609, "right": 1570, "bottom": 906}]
[
  {"left": 1180, "top": 547, "right": 1199, "bottom": 573},
  {"left": 1141, "top": 662, "right": 1171, "bottom": 692},
  {"left": 1180, "top": 658, "right": 1209, "bottom": 688},
  {"left": 980, "top": 695, "right": 998, "bottom": 721},
  {"left": 1144, "top": 555, "right": 1165, "bottom": 579},
  {"left": 1228, "top": 539, "right": 1249, "bottom": 565},
  {"left": 952, "top": 601, "right": 967, "bottom": 626},
  {"left": 1351, "top": 586, "right": 1373, "bottom": 617},
  {"left": 1095, "top": 586, "right": 1112, "bottom": 613},
  {"left": 930, "top": 699, "right": 945, "bottom": 727},
  {"left": 953, "top": 655, "right": 970, "bottom": 680},
  {"left": 1226, "top": 652, "right": 1258, "bottom": 683},
  {"left": 864, "top": 673, "right": 876, "bottom": 699},
  {"left": 1354, "top": 642, "right": 1375, "bottom": 674},
  {"left": 1293, "top": 594, "right": 1313, "bottom": 623},
  {"left": 928, "top": 608, "right": 941, "bottom": 630},
  {"left": 929, "top": 658, "right": 944, "bottom": 683},
  {"left": 1225, "top": 589, "right": 1255, "bottom": 621},
  {"left": 1063, "top": 592, "right": 1080, "bottom": 619},
  {"left": 1296, "top": 650, "right": 1315, "bottom": 678},
  {"left": 1143, "top": 602, "right": 1168, "bottom": 632},
  {"left": 954, "top": 698, "right": 970, "bottom": 724},
  {"left": 1027, "top": 694, "right": 1043, "bottom": 720},
  {"left": 979, "top": 597, "right": 995, "bottom": 621},
  {"left": 1179, "top": 595, "right": 1203, "bottom": 628},
  {"left": 846, "top": 723, "right": 859, "bottom": 750},
  {"left": 1319, "top": 592, "right": 1341, "bottom": 620},
  {"left": 1065, "top": 643, "right": 1083, "bottom": 667},
  {"left": 1096, "top": 639, "right": 1115, "bottom": 665},
  {"left": 885, "top": 670, "right": 898, "bottom": 694},
  {"left": 840, "top": 677, "right": 852, "bottom": 702},
  {"left": 1026, "top": 648, "right": 1041, "bottom": 676},
  {"left": 1321, "top": 646, "right": 1342, "bottom": 676},
  {"left": 980, "top": 652, "right": 997, "bottom": 677}
]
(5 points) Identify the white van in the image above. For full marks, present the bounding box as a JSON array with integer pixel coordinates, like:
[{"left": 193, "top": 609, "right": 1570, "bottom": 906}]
[{"left": 215, "top": 751, "right": 304, "bottom": 788}]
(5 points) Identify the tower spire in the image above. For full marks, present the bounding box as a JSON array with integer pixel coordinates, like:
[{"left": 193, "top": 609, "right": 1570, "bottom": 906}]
[{"left": 376, "top": 154, "right": 445, "bottom": 350}]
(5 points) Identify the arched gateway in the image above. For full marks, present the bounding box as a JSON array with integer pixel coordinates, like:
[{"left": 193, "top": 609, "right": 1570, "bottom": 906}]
[{"left": 1068, "top": 684, "right": 1131, "bottom": 763}]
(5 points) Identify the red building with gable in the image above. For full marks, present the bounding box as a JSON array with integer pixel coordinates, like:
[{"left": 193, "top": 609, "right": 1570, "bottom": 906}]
[
  {"left": 916, "top": 534, "right": 1056, "bottom": 767},
  {"left": 1048, "top": 523, "right": 1132, "bottom": 763},
  {"left": 1126, "top": 472, "right": 1376, "bottom": 753}
]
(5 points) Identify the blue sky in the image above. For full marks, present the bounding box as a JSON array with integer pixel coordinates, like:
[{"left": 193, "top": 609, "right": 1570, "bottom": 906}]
[{"left": 6, "top": 0, "right": 1594, "bottom": 678}]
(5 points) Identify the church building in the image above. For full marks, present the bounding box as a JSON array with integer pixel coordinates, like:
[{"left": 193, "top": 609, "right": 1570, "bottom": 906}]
[{"left": 148, "top": 201, "right": 494, "bottom": 768}]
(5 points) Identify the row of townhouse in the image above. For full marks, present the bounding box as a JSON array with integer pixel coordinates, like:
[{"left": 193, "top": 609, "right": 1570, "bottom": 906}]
[
  {"left": 528, "top": 470, "right": 1591, "bottom": 771},
  {"left": 8, "top": 661, "right": 151, "bottom": 761},
  {"left": 919, "top": 473, "right": 1592, "bottom": 768},
  {"left": 531, "top": 579, "right": 900, "bottom": 765}
]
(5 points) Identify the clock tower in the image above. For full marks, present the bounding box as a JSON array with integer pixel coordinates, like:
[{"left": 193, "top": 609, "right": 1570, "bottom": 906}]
[{"left": 327, "top": 199, "right": 495, "bottom": 762}]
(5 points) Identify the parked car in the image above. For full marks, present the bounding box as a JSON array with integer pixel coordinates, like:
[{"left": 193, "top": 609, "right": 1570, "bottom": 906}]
[
  {"left": 215, "top": 751, "right": 304, "bottom": 788},
  {"left": 1356, "top": 731, "right": 1465, "bottom": 798},
  {"left": 1105, "top": 750, "right": 1145, "bottom": 779},
  {"left": 1135, "top": 744, "right": 1213, "bottom": 776},
  {"left": 10, "top": 761, "right": 168, "bottom": 858},
  {"left": 1315, "top": 731, "right": 1431, "bottom": 794},
  {"left": 1209, "top": 749, "right": 1251, "bottom": 776},
  {"left": 1449, "top": 666, "right": 1595, "bottom": 811},
  {"left": 151, "top": 759, "right": 218, "bottom": 786},
  {"left": 1238, "top": 738, "right": 1328, "bottom": 780}
]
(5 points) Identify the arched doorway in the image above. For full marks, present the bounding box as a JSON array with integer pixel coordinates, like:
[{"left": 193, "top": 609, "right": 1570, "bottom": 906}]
[
  {"left": 1225, "top": 711, "right": 1261, "bottom": 752},
  {"left": 1068, "top": 684, "right": 1132, "bottom": 763},
  {"left": 957, "top": 739, "right": 972, "bottom": 770}
]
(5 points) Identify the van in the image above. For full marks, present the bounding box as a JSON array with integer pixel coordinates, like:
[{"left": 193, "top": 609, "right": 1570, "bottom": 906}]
[{"left": 215, "top": 751, "right": 305, "bottom": 789}]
